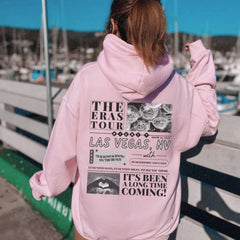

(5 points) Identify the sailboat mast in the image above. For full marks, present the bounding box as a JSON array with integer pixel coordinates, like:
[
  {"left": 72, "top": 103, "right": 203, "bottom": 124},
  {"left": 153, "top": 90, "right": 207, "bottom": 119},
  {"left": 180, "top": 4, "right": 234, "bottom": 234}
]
[
  {"left": 39, "top": 28, "right": 44, "bottom": 64},
  {"left": 174, "top": 0, "right": 179, "bottom": 58},
  {"left": 237, "top": 26, "right": 240, "bottom": 58},
  {"left": 237, "top": 26, "right": 240, "bottom": 109},
  {"left": 52, "top": 26, "right": 58, "bottom": 64},
  {"left": 1, "top": 27, "right": 8, "bottom": 56},
  {"left": 174, "top": 20, "right": 179, "bottom": 57},
  {"left": 173, "top": 0, "right": 179, "bottom": 70},
  {"left": 12, "top": 28, "right": 17, "bottom": 53},
  {"left": 60, "top": 0, "right": 69, "bottom": 63}
]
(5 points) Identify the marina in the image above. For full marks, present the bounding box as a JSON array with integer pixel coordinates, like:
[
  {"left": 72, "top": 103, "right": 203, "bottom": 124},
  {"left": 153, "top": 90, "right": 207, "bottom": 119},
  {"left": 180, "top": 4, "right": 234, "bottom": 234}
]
[{"left": 1, "top": 25, "right": 240, "bottom": 116}]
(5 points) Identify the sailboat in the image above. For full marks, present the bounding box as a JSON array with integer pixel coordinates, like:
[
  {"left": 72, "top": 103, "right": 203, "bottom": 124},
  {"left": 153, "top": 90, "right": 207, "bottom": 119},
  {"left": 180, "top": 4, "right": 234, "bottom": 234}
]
[
  {"left": 216, "top": 28, "right": 240, "bottom": 115},
  {"left": 30, "top": 27, "right": 56, "bottom": 83}
]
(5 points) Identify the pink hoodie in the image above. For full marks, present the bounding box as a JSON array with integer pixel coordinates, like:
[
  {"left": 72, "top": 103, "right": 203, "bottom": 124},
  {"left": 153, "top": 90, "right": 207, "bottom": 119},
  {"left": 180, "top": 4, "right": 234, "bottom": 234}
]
[{"left": 30, "top": 34, "right": 219, "bottom": 240}]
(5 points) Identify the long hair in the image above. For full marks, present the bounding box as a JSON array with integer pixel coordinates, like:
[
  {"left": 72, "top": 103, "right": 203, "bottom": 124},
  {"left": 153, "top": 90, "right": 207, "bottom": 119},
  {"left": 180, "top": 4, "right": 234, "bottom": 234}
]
[{"left": 105, "top": 0, "right": 167, "bottom": 69}]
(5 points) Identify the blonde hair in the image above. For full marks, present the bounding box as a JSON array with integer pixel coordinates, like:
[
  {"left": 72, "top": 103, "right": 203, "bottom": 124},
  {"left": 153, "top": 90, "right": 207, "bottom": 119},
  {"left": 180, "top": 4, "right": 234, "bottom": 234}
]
[{"left": 106, "top": 0, "right": 167, "bottom": 68}]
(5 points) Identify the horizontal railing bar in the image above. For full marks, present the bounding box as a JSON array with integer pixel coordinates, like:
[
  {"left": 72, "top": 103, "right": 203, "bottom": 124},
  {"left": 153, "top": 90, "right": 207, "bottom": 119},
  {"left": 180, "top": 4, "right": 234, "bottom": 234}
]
[
  {"left": 181, "top": 143, "right": 240, "bottom": 179},
  {"left": 180, "top": 160, "right": 240, "bottom": 195},
  {"left": 0, "top": 126, "right": 46, "bottom": 164},
  {"left": 217, "top": 114, "right": 240, "bottom": 146},
  {"left": 181, "top": 176, "right": 240, "bottom": 227},
  {"left": 173, "top": 215, "right": 233, "bottom": 240},
  {"left": 181, "top": 202, "right": 240, "bottom": 239},
  {"left": 0, "top": 91, "right": 60, "bottom": 118},
  {"left": 0, "top": 109, "right": 49, "bottom": 140},
  {"left": 214, "top": 139, "right": 240, "bottom": 150},
  {"left": 0, "top": 79, "right": 66, "bottom": 103}
]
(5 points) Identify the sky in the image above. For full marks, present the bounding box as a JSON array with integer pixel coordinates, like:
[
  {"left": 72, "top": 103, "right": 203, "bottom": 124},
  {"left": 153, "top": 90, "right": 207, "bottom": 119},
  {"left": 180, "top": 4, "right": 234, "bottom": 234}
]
[{"left": 0, "top": 0, "right": 239, "bottom": 36}]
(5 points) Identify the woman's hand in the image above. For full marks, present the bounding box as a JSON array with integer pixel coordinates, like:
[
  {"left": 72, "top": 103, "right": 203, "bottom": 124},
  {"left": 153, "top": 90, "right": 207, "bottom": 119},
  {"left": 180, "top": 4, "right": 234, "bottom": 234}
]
[{"left": 185, "top": 43, "right": 190, "bottom": 52}]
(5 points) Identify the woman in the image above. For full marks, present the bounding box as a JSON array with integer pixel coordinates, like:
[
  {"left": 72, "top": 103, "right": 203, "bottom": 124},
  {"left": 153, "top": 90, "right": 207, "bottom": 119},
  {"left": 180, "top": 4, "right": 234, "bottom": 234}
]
[{"left": 30, "top": 0, "right": 219, "bottom": 239}]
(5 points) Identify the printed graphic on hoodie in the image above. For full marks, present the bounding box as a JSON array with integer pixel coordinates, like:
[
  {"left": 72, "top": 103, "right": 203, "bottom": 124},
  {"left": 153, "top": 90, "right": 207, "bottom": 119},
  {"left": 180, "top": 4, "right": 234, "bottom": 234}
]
[
  {"left": 90, "top": 101, "right": 124, "bottom": 130},
  {"left": 127, "top": 103, "right": 172, "bottom": 133},
  {"left": 87, "top": 172, "right": 120, "bottom": 195},
  {"left": 88, "top": 101, "right": 172, "bottom": 197}
]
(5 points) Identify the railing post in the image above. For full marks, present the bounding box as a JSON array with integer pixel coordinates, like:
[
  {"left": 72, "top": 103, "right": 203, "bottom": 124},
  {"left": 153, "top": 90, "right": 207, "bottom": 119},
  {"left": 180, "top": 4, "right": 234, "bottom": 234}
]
[
  {"left": 0, "top": 103, "right": 7, "bottom": 149},
  {"left": 42, "top": 0, "right": 53, "bottom": 137}
]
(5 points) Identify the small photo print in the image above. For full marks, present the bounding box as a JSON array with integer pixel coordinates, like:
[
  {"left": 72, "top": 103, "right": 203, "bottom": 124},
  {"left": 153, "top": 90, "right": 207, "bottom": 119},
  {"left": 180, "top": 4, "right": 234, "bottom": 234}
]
[
  {"left": 87, "top": 172, "right": 120, "bottom": 195},
  {"left": 127, "top": 103, "right": 172, "bottom": 133}
]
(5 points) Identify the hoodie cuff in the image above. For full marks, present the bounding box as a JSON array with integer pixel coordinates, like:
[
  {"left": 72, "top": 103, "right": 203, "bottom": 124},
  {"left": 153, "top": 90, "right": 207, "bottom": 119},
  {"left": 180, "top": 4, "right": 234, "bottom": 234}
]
[
  {"left": 29, "top": 171, "right": 52, "bottom": 201},
  {"left": 189, "top": 40, "right": 209, "bottom": 66},
  {"left": 189, "top": 39, "right": 205, "bottom": 49}
]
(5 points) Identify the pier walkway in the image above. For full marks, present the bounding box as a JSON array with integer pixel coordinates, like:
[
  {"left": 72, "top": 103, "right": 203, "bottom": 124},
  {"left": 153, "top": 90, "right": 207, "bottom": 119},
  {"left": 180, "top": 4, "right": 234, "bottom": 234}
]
[{"left": 0, "top": 175, "right": 65, "bottom": 240}]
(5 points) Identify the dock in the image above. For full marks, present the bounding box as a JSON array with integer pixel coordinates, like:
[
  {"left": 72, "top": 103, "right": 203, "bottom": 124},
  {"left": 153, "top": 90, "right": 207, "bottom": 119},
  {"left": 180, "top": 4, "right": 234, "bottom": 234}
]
[{"left": 0, "top": 175, "right": 65, "bottom": 240}]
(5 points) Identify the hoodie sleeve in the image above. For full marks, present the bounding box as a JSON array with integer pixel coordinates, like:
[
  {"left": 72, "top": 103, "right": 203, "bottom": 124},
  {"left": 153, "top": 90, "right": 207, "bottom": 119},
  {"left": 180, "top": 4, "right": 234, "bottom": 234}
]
[
  {"left": 29, "top": 87, "right": 79, "bottom": 201},
  {"left": 183, "top": 40, "right": 219, "bottom": 151}
]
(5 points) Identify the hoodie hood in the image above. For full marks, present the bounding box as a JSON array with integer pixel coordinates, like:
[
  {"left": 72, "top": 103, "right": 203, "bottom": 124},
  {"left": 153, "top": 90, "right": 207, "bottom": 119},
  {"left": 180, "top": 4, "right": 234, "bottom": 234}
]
[{"left": 97, "top": 34, "right": 174, "bottom": 101}]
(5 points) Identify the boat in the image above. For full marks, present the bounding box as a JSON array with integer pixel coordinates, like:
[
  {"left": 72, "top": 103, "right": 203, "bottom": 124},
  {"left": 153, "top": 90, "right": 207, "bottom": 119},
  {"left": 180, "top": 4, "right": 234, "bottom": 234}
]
[
  {"left": 30, "top": 65, "right": 56, "bottom": 83},
  {"left": 215, "top": 58, "right": 240, "bottom": 115}
]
